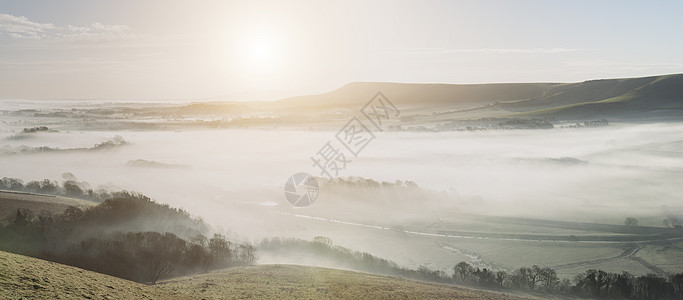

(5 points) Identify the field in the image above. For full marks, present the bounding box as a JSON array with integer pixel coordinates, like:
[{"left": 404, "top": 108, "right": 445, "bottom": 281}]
[
  {"left": 266, "top": 210, "right": 683, "bottom": 279},
  {"left": 0, "top": 251, "right": 541, "bottom": 300},
  {"left": 0, "top": 190, "right": 95, "bottom": 219},
  {"left": 2, "top": 180, "right": 682, "bottom": 283}
]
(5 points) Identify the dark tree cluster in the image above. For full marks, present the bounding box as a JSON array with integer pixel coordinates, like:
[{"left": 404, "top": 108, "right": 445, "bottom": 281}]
[
  {"left": 22, "top": 126, "right": 51, "bottom": 133},
  {"left": 92, "top": 135, "right": 127, "bottom": 149},
  {"left": 318, "top": 176, "right": 454, "bottom": 208},
  {"left": 5, "top": 126, "right": 55, "bottom": 140},
  {"left": 0, "top": 135, "right": 127, "bottom": 155},
  {"left": 46, "top": 232, "right": 256, "bottom": 284},
  {"left": 453, "top": 261, "right": 683, "bottom": 300},
  {"left": 573, "top": 269, "right": 683, "bottom": 300},
  {"left": 453, "top": 262, "right": 565, "bottom": 293},
  {"left": 0, "top": 192, "right": 255, "bottom": 284},
  {"left": 0, "top": 176, "right": 113, "bottom": 202},
  {"left": 323, "top": 177, "right": 420, "bottom": 190}
]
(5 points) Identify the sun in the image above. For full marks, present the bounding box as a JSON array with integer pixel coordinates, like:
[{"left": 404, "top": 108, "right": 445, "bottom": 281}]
[
  {"left": 216, "top": 20, "right": 290, "bottom": 81},
  {"left": 249, "top": 39, "right": 271, "bottom": 62},
  {"left": 240, "top": 35, "right": 280, "bottom": 74}
]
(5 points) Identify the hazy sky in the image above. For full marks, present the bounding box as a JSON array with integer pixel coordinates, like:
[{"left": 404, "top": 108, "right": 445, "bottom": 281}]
[{"left": 1, "top": 0, "right": 682, "bottom": 100}]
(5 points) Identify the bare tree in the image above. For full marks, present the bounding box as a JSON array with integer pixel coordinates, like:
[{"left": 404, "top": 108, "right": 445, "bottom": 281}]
[
  {"left": 453, "top": 261, "right": 474, "bottom": 283},
  {"left": 141, "top": 249, "right": 173, "bottom": 284},
  {"left": 625, "top": 217, "right": 639, "bottom": 226},
  {"left": 539, "top": 267, "right": 560, "bottom": 292}
]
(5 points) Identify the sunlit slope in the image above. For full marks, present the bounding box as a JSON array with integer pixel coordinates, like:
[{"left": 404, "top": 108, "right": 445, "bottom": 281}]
[
  {"left": 159, "top": 264, "right": 538, "bottom": 300},
  {"left": 275, "top": 73, "right": 683, "bottom": 120},
  {"left": 0, "top": 251, "right": 188, "bottom": 299},
  {"left": 514, "top": 74, "right": 683, "bottom": 120},
  {"left": 501, "top": 75, "right": 662, "bottom": 111},
  {"left": 0, "top": 251, "right": 540, "bottom": 299},
  {"left": 277, "top": 82, "right": 556, "bottom": 110}
]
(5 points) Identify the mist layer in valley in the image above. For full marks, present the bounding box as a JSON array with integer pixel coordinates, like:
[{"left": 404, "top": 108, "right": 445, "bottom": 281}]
[{"left": 2, "top": 100, "right": 683, "bottom": 278}]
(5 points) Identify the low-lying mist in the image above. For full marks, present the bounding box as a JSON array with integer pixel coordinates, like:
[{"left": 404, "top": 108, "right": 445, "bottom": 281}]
[
  {"left": 2, "top": 109, "right": 683, "bottom": 274},
  {"left": 2, "top": 123, "right": 681, "bottom": 221}
]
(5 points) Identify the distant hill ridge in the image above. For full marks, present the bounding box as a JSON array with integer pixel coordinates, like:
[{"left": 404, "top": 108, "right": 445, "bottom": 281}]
[{"left": 276, "top": 73, "right": 683, "bottom": 120}]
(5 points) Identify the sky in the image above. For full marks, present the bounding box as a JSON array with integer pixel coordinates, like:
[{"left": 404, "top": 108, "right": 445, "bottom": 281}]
[{"left": 1, "top": 0, "right": 682, "bottom": 101}]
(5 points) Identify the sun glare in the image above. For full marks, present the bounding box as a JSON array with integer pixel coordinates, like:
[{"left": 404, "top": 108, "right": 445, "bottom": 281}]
[
  {"left": 250, "top": 39, "right": 271, "bottom": 61},
  {"left": 241, "top": 35, "right": 279, "bottom": 74}
]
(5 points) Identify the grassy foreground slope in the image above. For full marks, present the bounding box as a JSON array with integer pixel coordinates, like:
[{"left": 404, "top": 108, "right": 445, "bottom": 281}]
[
  {"left": 0, "top": 251, "right": 187, "bottom": 299},
  {"left": 159, "top": 265, "right": 539, "bottom": 300},
  {"left": 0, "top": 250, "right": 539, "bottom": 299}
]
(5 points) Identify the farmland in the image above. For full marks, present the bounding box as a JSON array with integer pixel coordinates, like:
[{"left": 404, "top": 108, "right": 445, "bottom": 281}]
[
  {"left": 265, "top": 210, "right": 683, "bottom": 279},
  {"left": 0, "top": 190, "right": 95, "bottom": 218}
]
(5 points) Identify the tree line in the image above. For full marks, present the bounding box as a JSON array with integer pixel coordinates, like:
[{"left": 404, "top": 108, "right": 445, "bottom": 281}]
[
  {"left": 1, "top": 175, "right": 113, "bottom": 202},
  {"left": 262, "top": 236, "right": 459, "bottom": 284},
  {"left": 261, "top": 237, "right": 683, "bottom": 300},
  {"left": 41, "top": 231, "right": 256, "bottom": 284},
  {"left": 453, "top": 261, "right": 683, "bottom": 300},
  {"left": 0, "top": 192, "right": 256, "bottom": 284}
]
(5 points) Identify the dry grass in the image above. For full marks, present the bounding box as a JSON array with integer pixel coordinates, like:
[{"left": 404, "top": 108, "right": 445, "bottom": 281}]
[
  {"left": 159, "top": 264, "right": 541, "bottom": 300},
  {"left": 0, "top": 250, "right": 548, "bottom": 299},
  {"left": 0, "top": 251, "right": 189, "bottom": 299}
]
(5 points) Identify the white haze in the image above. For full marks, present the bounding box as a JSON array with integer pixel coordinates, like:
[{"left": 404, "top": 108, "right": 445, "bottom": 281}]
[{"left": 1, "top": 106, "right": 683, "bottom": 274}]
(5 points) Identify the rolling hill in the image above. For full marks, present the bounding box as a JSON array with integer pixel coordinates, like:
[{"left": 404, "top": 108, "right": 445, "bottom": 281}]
[
  {"left": 21, "top": 73, "right": 680, "bottom": 127},
  {"left": 276, "top": 82, "right": 556, "bottom": 110},
  {"left": 273, "top": 73, "right": 683, "bottom": 121},
  {"left": 0, "top": 251, "right": 541, "bottom": 299},
  {"left": 0, "top": 250, "right": 187, "bottom": 299},
  {"left": 510, "top": 74, "right": 683, "bottom": 120},
  {"left": 159, "top": 264, "right": 542, "bottom": 300}
]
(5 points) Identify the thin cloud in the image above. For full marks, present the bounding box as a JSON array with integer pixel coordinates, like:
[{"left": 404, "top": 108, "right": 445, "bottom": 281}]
[
  {"left": 0, "top": 14, "right": 55, "bottom": 38},
  {"left": 0, "top": 13, "right": 130, "bottom": 40},
  {"left": 398, "top": 48, "right": 583, "bottom": 54}
]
